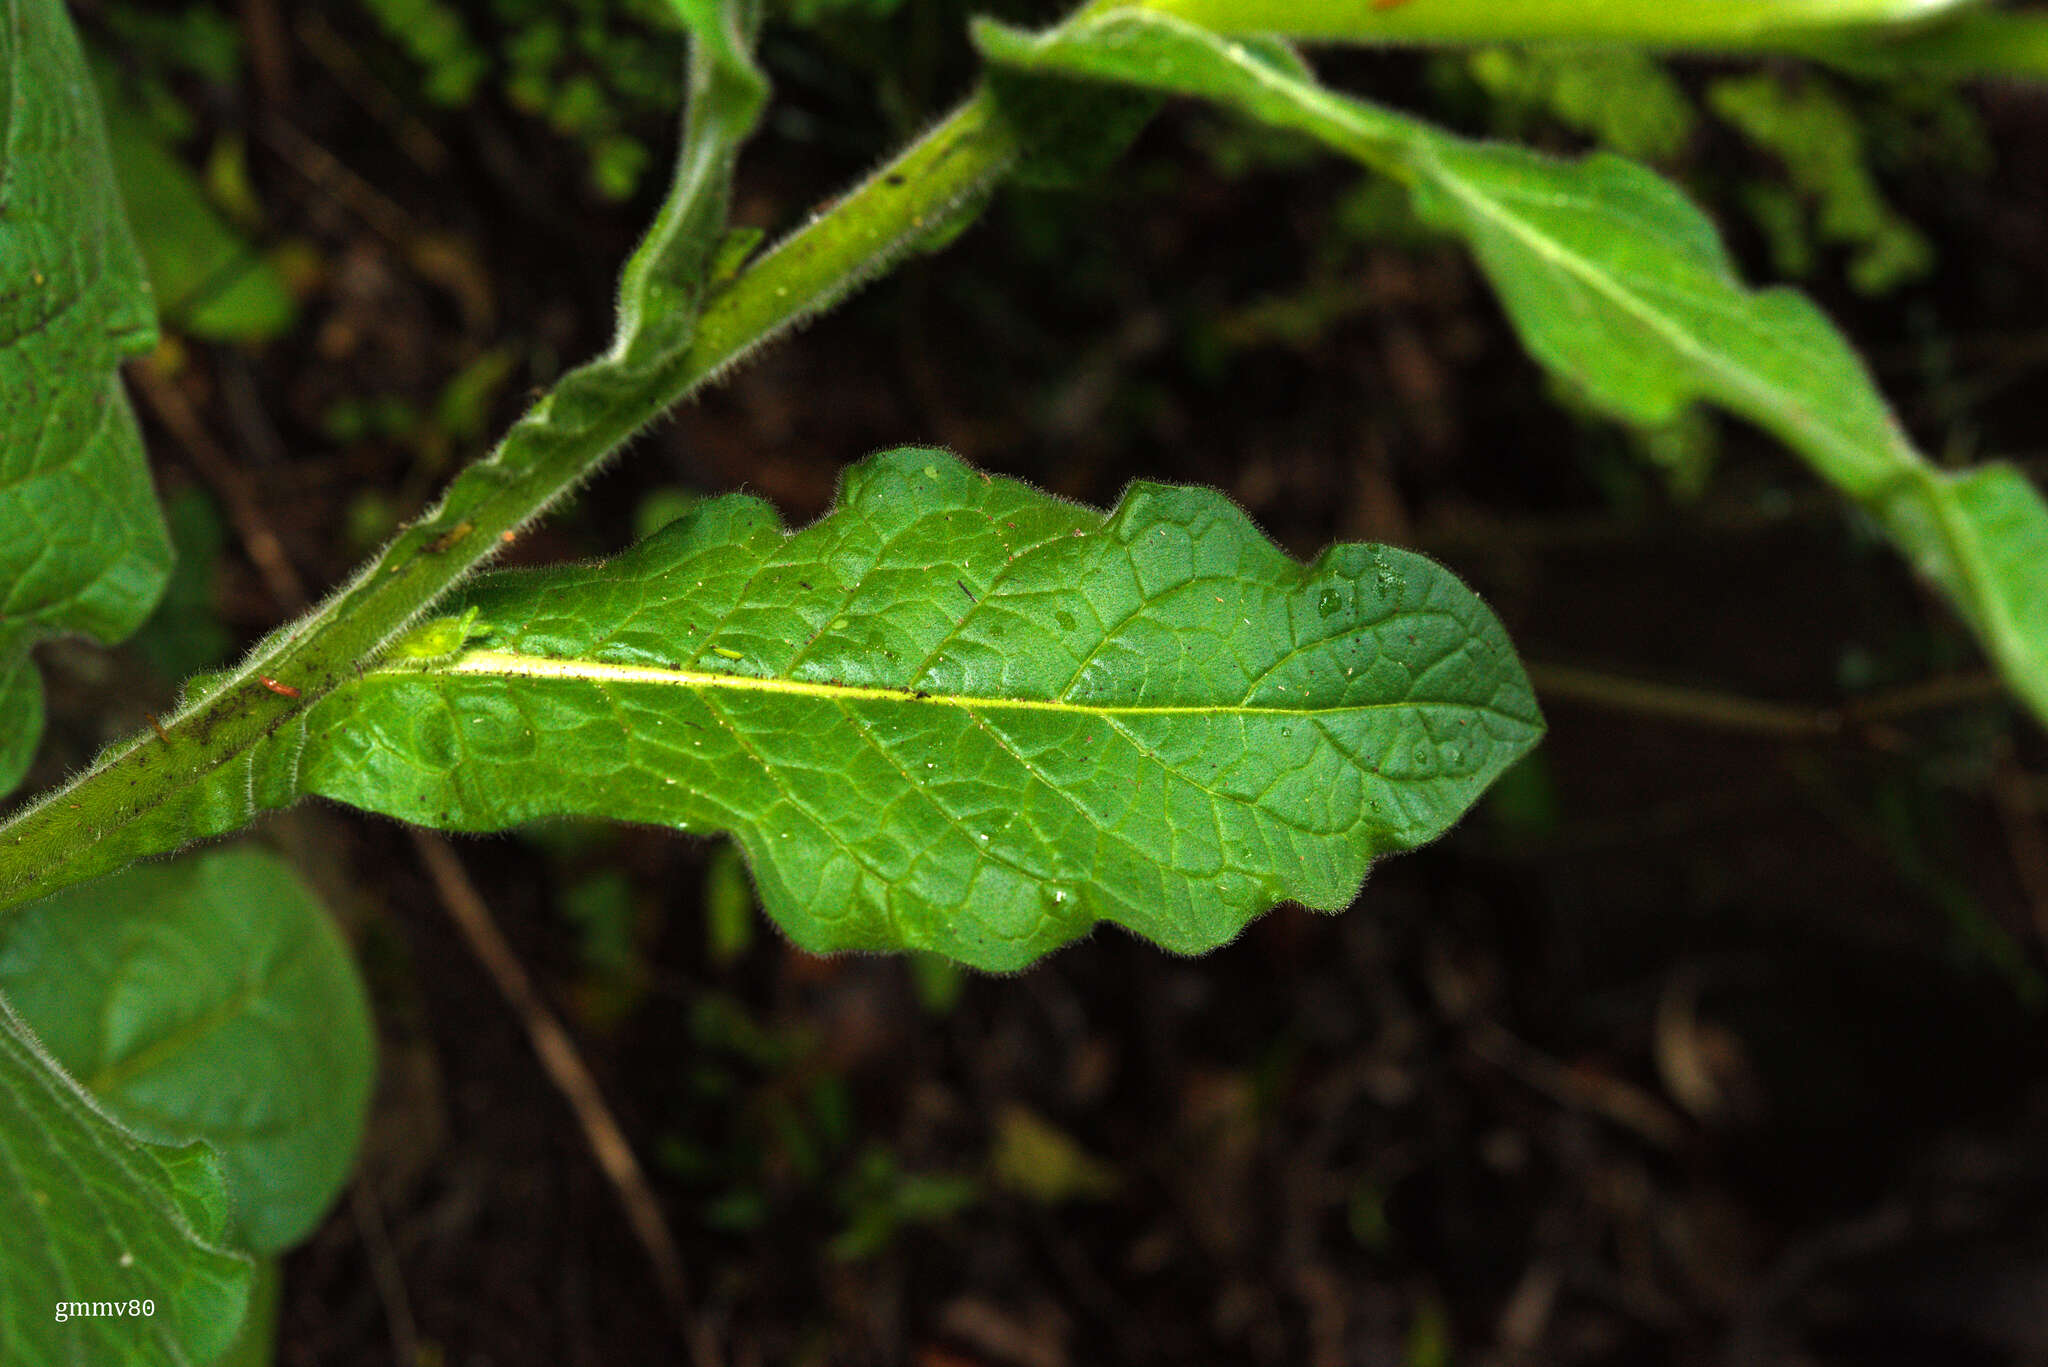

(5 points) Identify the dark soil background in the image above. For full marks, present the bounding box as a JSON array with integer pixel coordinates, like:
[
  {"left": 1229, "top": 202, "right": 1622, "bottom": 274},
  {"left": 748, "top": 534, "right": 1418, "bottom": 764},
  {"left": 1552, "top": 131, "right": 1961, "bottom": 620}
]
[{"left": 45, "top": 1, "right": 2048, "bottom": 1363}]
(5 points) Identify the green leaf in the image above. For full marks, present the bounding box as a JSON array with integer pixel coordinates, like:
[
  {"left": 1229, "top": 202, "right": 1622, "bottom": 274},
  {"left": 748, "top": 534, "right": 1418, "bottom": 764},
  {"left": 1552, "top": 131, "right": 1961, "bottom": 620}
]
[
  {"left": 0, "top": 995, "right": 250, "bottom": 1366},
  {"left": 976, "top": 9, "right": 2048, "bottom": 727},
  {"left": 617, "top": 0, "right": 768, "bottom": 367},
  {"left": 0, "top": 655, "right": 42, "bottom": 798},
  {"left": 0, "top": 848, "right": 376, "bottom": 1252},
  {"left": 704, "top": 840, "right": 757, "bottom": 965},
  {"left": 275, "top": 450, "right": 1538, "bottom": 970},
  {"left": 207, "top": 1257, "right": 282, "bottom": 1367},
  {"left": 130, "top": 487, "right": 234, "bottom": 682},
  {"left": 91, "top": 62, "right": 298, "bottom": 342},
  {"left": 0, "top": 0, "right": 174, "bottom": 795},
  {"left": 991, "top": 1103, "right": 1120, "bottom": 1203}
]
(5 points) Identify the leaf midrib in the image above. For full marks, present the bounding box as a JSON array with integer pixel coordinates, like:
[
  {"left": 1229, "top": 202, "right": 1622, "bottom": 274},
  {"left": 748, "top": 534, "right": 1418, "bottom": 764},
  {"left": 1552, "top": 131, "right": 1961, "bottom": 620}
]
[{"left": 412, "top": 649, "right": 1502, "bottom": 720}]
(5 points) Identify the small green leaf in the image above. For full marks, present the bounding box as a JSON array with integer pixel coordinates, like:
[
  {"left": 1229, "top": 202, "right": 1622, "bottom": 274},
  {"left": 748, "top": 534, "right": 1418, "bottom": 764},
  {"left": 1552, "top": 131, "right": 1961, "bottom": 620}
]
[
  {"left": 0, "top": 996, "right": 250, "bottom": 1366},
  {"left": 389, "top": 605, "right": 489, "bottom": 664},
  {"left": 976, "top": 8, "right": 2048, "bottom": 726},
  {"left": 91, "top": 62, "right": 298, "bottom": 342},
  {"left": 0, "top": 656, "right": 44, "bottom": 797},
  {"left": 704, "top": 841, "right": 757, "bottom": 966},
  {"left": 130, "top": 486, "right": 234, "bottom": 681},
  {"left": 0, "top": 0, "right": 174, "bottom": 794},
  {"left": 991, "top": 1104, "right": 1120, "bottom": 1203},
  {"left": 909, "top": 953, "right": 965, "bottom": 1014},
  {"left": 710, "top": 224, "right": 766, "bottom": 283},
  {"left": 281, "top": 449, "right": 1539, "bottom": 970},
  {"left": 615, "top": 0, "right": 769, "bottom": 367},
  {"left": 0, "top": 848, "right": 376, "bottom": 1252},
  {"left": 207, "top": 1257, "right": 283, "bottom": 1367}
]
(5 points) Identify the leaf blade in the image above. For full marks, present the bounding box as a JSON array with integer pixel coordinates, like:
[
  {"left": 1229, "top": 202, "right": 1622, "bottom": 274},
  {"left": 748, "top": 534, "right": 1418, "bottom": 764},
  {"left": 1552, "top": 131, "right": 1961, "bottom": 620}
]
[
  {"left": 0, "top": 0, "right": 174, "bottom": 794},
  {"left": 285, "top": 451, "right": 1539, "bottom": 969},
  {"left": 0, "top": 996, "right": 250, "bottom": 1367}
]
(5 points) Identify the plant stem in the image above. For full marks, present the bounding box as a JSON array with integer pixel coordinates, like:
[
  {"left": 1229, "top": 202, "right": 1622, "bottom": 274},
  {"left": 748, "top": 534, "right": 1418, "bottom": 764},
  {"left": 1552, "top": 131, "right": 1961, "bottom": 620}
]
[
  {"left": 1116, "top": 0, "right": 1980, "bottom": 50},
  {"left": 1526, "top": 662, "right": 1842, "bottom": 739},
  {"left": 1790, "top": 13, "right": 2048, "bottom": 79},
  {"left": 0, "top": 89, "right": 1022, "bottom": 915}
]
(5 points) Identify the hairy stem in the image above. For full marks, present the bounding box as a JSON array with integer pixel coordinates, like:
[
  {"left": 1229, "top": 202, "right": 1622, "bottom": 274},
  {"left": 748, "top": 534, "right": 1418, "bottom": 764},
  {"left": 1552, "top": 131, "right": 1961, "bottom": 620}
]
[{"left": 0, "top": 89, "right": 1021, "bottom": 915}]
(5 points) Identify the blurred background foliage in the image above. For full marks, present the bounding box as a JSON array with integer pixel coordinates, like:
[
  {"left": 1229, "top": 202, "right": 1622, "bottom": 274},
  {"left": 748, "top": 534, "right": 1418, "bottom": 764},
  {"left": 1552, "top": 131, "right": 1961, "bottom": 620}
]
[{"left": 49, "top": 0, "right": 2048, "bottom": 1362}]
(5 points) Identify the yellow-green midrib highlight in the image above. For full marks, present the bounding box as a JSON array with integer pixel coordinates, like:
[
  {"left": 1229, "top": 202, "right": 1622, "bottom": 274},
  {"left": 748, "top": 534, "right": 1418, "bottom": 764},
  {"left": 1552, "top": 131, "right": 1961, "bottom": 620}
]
[{"left": 391, "top": 648, "right": 1428, "bottom": 718}]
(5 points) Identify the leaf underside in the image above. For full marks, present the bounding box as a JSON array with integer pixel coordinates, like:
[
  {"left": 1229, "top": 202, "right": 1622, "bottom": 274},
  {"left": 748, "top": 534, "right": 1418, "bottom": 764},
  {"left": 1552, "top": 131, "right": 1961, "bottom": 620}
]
[
  {"left": 0, "top": 998, "right": 250, "bottom": 1367},
  {"left": 249, "top": 451, "right": 1539, "bottom": 970},
  {"left": 0, "top": 0, "right": 173, "bottom": 794},
  {"left": 974, "top": 10, "right": 2048, "bottom": 729}
]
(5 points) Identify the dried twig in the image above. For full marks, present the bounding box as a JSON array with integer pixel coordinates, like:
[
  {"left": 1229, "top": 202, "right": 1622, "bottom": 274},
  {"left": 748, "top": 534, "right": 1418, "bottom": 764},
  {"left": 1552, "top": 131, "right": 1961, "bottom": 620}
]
[
  {"left": 1527, "top": 661, "right": 1839, "bottom": 739},
  {"left": 1528, "top": 661, "right": 2004, "bottom": 743},
  {"left": 1468, "top": 1020, "right": 1688, "bottom": 1151},
  {"left": 409, "top": 831, "right": 718, "bottom": 1367},
  {"left": 260, "top": 117, "right": 422, "bottom": 248},
  {"left": 1989, "top": 749, "right": 2048, "bottom": 952},
  {"left": 350, "top": 1177, "right": 421, "bottom": 1367},
  {"left": 129, "top": 357, "right": 309, "bottom": 611}
]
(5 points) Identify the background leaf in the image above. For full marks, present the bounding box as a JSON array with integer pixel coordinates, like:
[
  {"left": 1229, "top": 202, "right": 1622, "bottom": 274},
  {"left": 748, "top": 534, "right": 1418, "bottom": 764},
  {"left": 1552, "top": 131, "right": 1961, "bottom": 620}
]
[
  {"left": 0, "top": 996, "right": 250, "bottom": 1366},
  {"left": 0, "top": 0, "right": 173, "bottom": 795},
  {"left": 0, "top": 656, "right": 42, "bottom": 799},
  {"left": 976, "top": 8, "right": 2048, "bottom": 728},
  {"left": 90, "top": 62, "right": 297, "bottom": 343},
  {"left": 0, "top": 847, "right": 377, "bottom": 1252},
  {"left": 1705, "top": 71, "right": 1930, "bottom": 294},
  {"left": 280, "top": 449, "right": 1539, "bottom": 970},
  {"left": 206, "top": 1257, "right": 282, "bottom": 1367}
]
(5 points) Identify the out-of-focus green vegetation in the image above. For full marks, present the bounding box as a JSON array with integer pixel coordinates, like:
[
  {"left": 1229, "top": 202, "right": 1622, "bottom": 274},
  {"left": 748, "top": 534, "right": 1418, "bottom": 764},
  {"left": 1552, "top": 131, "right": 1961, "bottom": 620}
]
[
  {"left": 357, "top": 0, "right": 686, "bottom": 196},
  {"left": 88, "top": 9, "right": 299, "bottom": 342}
]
